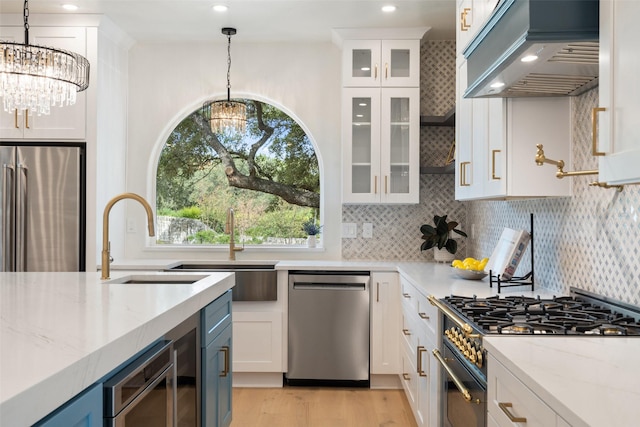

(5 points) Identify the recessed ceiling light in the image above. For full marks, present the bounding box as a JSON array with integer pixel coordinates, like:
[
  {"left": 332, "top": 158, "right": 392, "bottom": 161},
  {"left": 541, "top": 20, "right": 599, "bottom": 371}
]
[
  {"left": 382, "top": 5, "right": 397, "bottom": 13},
  {"left": 490, "top": 82, "right": 505, "bottom": 88},
  {"left": 61, "top": 4, "right": 78, "bottom": 11},
  {"left": 521, "top": 55, "right": 538, "bottom": 63},
  {"left": 213, "top": 5, "right": 228, "bottom": 12}
]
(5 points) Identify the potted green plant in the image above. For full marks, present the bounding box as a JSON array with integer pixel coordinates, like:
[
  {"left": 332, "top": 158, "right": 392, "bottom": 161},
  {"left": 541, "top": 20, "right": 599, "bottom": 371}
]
[
  {"left": 420, "top": 215, "right": 467, "bottom": 262},
  {"left": 302, "top": 219, "right": 322, "bottom": 248}
]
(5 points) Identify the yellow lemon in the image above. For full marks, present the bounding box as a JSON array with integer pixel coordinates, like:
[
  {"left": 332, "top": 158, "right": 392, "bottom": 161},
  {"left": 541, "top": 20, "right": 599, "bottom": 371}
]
[
  {"left": 463, "top": 257, "right": 476, "bottom": 264},
  {"left": 452, "top": 260, "right": 463, "bottom": 268},
  {"left": 478, "top": 259, "right": 488, "bottom": 271}
]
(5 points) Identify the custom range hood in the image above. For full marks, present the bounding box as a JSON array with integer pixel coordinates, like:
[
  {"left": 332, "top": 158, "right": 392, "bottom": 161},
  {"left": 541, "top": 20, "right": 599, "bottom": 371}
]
[{"left": 463, "top": 0, "right": 599, "bottom": 98}]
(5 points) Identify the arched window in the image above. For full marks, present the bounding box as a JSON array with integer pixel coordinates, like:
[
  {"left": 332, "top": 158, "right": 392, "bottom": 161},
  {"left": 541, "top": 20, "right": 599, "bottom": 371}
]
[{"left": 156, "top": 99, "right": 320, "bottom": 246}]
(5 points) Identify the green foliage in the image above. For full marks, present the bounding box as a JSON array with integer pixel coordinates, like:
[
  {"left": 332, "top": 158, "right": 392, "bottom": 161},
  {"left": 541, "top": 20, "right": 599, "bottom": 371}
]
[
  {"left": 176, "top": 206, "right": 201, "bottom": 219},
  {"left": 420, "top": 215, "right": 467, "bottom": 254},
  {"left": 302, "top": 218, "right": 322, "bottom": 235}
]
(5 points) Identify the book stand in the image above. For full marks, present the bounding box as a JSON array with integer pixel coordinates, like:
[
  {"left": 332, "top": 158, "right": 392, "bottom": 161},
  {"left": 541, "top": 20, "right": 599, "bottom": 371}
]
[{"left": 489, "top": 213, "right": 534, "bottom": 294}]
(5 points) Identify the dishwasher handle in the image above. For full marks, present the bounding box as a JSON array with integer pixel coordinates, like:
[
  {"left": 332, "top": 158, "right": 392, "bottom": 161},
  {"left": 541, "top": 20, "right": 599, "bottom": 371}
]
[{"left": 293, "top": 282, "right": 367, "bottom": 291}]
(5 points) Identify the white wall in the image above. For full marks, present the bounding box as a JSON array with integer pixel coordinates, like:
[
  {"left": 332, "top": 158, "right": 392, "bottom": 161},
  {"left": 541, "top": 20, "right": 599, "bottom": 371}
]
[{"left": 121, "top": 40, "right": 342, "bottom": 261}]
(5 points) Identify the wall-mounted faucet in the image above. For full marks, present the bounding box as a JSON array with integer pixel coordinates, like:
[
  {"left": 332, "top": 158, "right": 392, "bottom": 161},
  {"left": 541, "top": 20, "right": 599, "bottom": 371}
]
[
  {"left": 226, "top": 207, "right": 244, "bottom": 261},
  {"left": 101, "top": 193, "right": 155, "bottom": 280}
]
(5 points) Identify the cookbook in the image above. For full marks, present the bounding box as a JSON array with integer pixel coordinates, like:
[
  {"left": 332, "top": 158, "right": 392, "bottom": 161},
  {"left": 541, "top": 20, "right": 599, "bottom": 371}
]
[{"left": 486, "top": 228, "right": 531, "bottom": 281}]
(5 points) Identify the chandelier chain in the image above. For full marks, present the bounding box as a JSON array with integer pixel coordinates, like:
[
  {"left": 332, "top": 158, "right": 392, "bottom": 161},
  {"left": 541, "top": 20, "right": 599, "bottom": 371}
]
[
  {"left": 23, "top": 0, "right": 29, "bottom": 44},
  {"left": 226, "top": 33, "right": 232, "bottom": 101}
]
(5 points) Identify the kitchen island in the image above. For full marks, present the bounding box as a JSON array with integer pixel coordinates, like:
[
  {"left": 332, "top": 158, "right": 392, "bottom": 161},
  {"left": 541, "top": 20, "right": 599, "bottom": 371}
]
[{"left": 0, "top": 271, "right": 234, "bottom": 426}]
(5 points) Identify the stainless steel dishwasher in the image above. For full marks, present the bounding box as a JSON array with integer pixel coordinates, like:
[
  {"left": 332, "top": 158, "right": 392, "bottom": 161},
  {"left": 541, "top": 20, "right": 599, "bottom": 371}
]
[{"left": 286, "top": 271, "right": 370, "bottom": 386}]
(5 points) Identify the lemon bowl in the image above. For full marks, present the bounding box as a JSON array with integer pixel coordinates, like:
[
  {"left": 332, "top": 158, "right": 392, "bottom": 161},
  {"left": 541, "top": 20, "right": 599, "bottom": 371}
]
[{"left": 452, "top": 267, "right": 488, "bottom": 280}]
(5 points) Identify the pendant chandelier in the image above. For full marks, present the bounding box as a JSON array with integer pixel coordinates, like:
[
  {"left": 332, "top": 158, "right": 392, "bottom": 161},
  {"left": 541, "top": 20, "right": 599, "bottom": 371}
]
[
  {"left": 0, "top": 0, "right": 90, "bottom": 115},
  {"left": 204, "top": 27, "right": 246, "bottom": 135}
]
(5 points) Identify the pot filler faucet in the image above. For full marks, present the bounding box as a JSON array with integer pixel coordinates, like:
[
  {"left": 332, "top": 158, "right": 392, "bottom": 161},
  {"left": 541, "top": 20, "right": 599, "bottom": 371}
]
[
  {"left": 226, "top": 207, "right": 244, "bottom": 261},
  {"left": 101, "top": 193, "right": 155, "bottom": 280}
]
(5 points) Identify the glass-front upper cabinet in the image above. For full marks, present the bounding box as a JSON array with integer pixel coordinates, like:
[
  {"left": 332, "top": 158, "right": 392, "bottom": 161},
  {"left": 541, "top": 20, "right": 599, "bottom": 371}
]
[
  {"left": 342, "top": 87, "right": 418, "bottom": 204},
  {"left": 342, "top": 40, "right": 420, "bottom": 87},
  {"left": 381, "top": 88, "right": 419, "bottom": 203}
]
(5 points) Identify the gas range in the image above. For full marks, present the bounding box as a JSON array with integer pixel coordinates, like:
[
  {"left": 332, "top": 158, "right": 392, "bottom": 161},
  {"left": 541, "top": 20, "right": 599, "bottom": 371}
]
[
  {"left": 430, "top": 288, "right": 640, "bottom": 427},
  {"left": 443, "top": 289, "right": 640, "bottom": 337}
]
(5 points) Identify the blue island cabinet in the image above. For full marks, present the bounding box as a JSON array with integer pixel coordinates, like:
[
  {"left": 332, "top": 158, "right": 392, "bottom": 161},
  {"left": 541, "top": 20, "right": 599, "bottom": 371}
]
[
  {"left": 201, "top": 289, "right": 233, "bottom": 427},
  {"left": 33, "top": 383, "right": 102, "bottom": 427}
]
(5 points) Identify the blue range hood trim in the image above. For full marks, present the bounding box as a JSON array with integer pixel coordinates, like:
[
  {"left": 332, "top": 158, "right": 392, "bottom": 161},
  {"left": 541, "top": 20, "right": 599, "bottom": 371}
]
[{"left": 463, "top": 0, "right": 599, "bottom": 98}]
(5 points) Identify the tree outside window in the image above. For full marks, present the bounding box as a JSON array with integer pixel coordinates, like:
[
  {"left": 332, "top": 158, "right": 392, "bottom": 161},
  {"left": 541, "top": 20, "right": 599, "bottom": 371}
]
[{"left": 156, "top": 99, "right": 321, "bottom": 246}]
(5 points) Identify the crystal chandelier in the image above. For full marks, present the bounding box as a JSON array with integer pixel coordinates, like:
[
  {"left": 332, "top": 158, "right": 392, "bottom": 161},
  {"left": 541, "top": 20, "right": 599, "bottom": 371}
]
[
  {"left": 0, "top": 0, "right": 90, "bottom": 115},
  {"left": 204, "top": 28, "right": 246, "bottom": 134}
]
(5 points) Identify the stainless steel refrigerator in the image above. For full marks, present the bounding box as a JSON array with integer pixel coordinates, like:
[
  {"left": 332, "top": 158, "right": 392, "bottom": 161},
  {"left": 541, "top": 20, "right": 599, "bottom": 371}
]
[{"left": 1, "top": 143, "right": 85, "bottom": 272}]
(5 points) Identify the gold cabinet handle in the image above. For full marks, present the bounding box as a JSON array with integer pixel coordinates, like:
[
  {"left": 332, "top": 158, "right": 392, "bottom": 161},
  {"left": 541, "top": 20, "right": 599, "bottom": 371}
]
[
  {"left": 384, "top": 175, "right": 388, "bottom": 194},
  {"left": 376, "top": 282, "right": 380, "bottom": 302},
  {"left": 418, "top": 312, "right": 429, "bottom": 320},
  {"left": 417, "top": 346, "right": 427, "bottom": 377},
  {"left": 24, "top": 109, "right": 29, "bottom": 129},
  {"left": 402, "top": 328, "right": 411, "bottom": 336},
  {"left": 402, "top": 373, "right": 411, "bottom": 381},
  {"left": 374, "top": 63, "right": 378, "bottom": 80},
  {"left": 403, "top": 292, "right": 411, "bottom": 299},
  {"left": 220, "top": 346, "right": 230, "bottom": 377},
  {"left": 385, "top": 62, "right": 388, "bottom": 80},
  {"left": 460, "top": 8, "right": 471, "bottom": 31},
  {"left": 460, "top": 161, "right": 471, "bottom": 186},
  {"left": 374, "top": 175, "right": 378, "bottom": 194},
  {"left": 592, "top": 107, "right": 606, "bottom": 156},
  {"left": 14, "top": 109, "right": 19, "bottom": 129},
  {"left": 491, "top": 150, "right": 501, "bottom": 180},
  {"left": 498, "top": 402, "right": 527, "bottom": 423}
]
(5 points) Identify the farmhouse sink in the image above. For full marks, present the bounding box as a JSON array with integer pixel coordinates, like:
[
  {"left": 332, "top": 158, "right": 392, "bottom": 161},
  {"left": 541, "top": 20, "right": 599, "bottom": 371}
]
[
  {"left": 167, "top": 262, "right": 277, "bottom": 301},
  {"left": 106, "top": 273, "right": 211, "bottom": 285}
]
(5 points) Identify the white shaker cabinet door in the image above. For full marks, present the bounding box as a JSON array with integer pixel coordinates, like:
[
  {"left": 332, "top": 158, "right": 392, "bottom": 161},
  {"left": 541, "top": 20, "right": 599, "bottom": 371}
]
[{"left": 597, "top": 0, "right": 640, "bottom": 185}]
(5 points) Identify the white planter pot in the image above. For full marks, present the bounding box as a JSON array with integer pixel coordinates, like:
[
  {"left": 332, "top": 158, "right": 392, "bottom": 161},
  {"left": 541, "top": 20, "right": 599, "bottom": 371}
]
[
  {"left": 433, "top": 248, "right": 454, "bottom": 263},
  {"left": 307, "top": 235, "right": 317, "bottom": 248}
]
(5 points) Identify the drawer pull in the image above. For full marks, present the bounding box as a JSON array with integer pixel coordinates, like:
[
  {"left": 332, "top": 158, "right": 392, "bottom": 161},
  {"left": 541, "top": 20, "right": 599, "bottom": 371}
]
[
  {"left": 417, "top": 346, "right": 427, "bottom": 377},
  {"left": 498, "top": 402, "right": 527, "bottom": 423},
  {"left": 418, "top": 312, "right": 429, "bottom": 320},
  {"left": 402, "top": 373, "right": 411, "bottom": 381},
  {"left": 402, "top": 328, "right": 411, "bottom": 336},
  {"left": 403, "top": 292, "right": 411, "bottom": 299}
]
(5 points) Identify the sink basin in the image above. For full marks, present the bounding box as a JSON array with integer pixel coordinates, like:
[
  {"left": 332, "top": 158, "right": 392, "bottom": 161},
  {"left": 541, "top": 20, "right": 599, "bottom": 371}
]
[
  {"left": 106, "top": 273, "right": 211, "bottom": 285},
  {"left": 166, "top": 263, "right": 277, "bottom": 301}
]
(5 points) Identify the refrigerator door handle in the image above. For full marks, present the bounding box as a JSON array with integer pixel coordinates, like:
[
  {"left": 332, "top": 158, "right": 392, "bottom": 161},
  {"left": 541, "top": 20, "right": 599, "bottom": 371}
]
[
  {"left": 16, "top": 163, "right": 27, "bottom": 271},
  {"left": 2, "top": 164, "right": 15, "bottom": 272}
]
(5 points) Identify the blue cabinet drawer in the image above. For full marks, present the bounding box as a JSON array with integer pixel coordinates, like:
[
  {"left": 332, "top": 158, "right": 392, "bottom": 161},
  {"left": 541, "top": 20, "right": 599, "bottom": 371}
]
[{"left": 201, "top": 289, "right": 232, "bottom": 347}]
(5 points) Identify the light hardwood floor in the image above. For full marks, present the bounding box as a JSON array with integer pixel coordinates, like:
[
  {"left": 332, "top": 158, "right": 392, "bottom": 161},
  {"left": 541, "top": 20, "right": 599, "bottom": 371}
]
[{"left": 230, "top": 387, "right": 418, "bottom": 427}]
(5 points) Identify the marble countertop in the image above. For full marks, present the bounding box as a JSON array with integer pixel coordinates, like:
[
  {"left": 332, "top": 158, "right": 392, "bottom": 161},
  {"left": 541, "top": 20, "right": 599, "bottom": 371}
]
[
  {"left": 0, "top": 270, "right": 234, "bottom": 426},
  {"left": 4, "top": 259, "right": 633, "bottom": 426},
  {"left": 484, "top": 336, "right": 640, "bottom": 427}
]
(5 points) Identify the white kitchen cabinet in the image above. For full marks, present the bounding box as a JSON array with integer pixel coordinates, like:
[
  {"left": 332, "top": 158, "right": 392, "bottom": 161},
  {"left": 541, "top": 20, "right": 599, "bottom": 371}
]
[
  {"left": 596, "top": 0, "right": 640, "bottom": 185},
  {"left": 370, "top": 272, "right": 400, "bottom": 375},
  {"left": 342, "top": 87, "right": 419, "bottom": 204},
  {"left": 232, "top": 310, "right": 282, "bottom": 373},
  {"left": 0, "top": 26, "right": 87, "bottom": 141},
  {"left": 342, "top": 39, "right": 420, "bottom": 88},
  {"left": 398, "top": 275, "right": 439, "bottom": 427},
  {"left": 488, "top": 354, "right": 573, "bottom": 427},
  {"left": 456, "top": 0, "right": 500, "bottom": 56},
  {"left": 455, "top": 5, "right": 572, "bottom": 201}
]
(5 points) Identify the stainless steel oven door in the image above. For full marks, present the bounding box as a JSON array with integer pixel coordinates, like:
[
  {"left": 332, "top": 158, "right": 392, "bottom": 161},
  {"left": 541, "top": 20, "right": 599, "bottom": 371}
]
[
  {"left": 435, "top": 344, "right": 486, "bottom": 427},
  {"left": 104, "top": 340, "right": 175, "bottom": 427}
]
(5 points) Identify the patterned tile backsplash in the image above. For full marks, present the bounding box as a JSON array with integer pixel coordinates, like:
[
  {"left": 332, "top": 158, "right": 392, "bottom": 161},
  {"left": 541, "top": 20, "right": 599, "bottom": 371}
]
[
  {"left": 342, "top": 40, "right": 640, "bottom": 306},
  {"left": 467, "top": 87, "right": 640, "bottom": 306}
]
